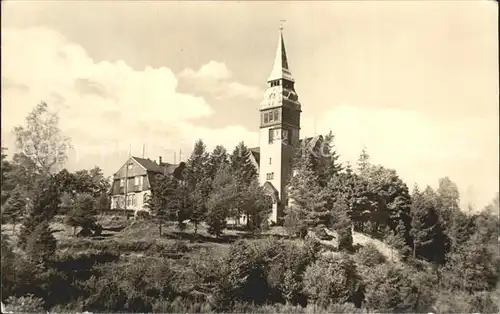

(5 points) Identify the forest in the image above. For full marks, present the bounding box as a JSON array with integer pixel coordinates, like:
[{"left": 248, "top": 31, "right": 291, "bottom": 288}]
[{"left": 1, "top": 102, "right": 499, "bottom": 313}]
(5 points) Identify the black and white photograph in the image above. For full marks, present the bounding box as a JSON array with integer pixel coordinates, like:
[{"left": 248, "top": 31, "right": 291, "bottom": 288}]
[{"left": 1, "top": 1, "right": 499, "bottom": 313}]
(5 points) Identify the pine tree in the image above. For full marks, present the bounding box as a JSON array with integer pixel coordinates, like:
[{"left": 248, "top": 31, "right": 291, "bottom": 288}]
[
  {"left": 331, "top": 199, "right": 353, "bottom": 251},
  {"left": 365, "top": 166, "right": 412, "bottom": 239},
  {"left": 146, "top": 173, "right": 182, "bottom": 236},
  {"left": 230, "top": 141, "right": 258, "bottom": 223},
  {"left": 185, "top": 139, "right": 211, "bottom": 230},
  {"left": 240, "top": 180, "right": 273, "bottom": 233},
  {"left": 410, "top": 188, "right": 448, "bottom": 264},
  {"left": 189, "top": 176, "right": 211, "bottom": 234},
  {"left": 25, "top": 221, "right": 57, "bottom": 265},
  {"left": 206, "top": 164, "right": 238, "bottom": 237},
  {"left": 357, "top": 146, "right": 370, "bottom": 175},
  {"left": 315, "top": 131, "right": 343, "bottom": 187},
  {"left": 230, "top": 141, "right": 258, "bottom": 188},
  {"left": 18, "top": 176, "right": 60, "bottom": 249},
  {"left": 64, "top": 193, "right": 97, "bottom": 236},
  {"left": 287, "top": 152, "right": 329, "bottom": 228},
  {"left": 2, "top": 186, "right": 26, "bottom": 233},
  {"left": 207, "top": 145, "right": 229, "bottom": 182}
]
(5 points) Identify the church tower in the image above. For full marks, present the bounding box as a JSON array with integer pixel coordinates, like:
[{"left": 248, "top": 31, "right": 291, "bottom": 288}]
[{"left": 259, "top": 27, "right": 302, "bottom": 224}]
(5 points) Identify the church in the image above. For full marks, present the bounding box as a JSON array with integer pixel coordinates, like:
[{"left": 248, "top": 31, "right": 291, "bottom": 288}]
[
  {"left": 110, "top": 27, "right": 323, "bottom": 224},
  {"left": 248, "top": 28, "right": 322, "bottom": 224}
]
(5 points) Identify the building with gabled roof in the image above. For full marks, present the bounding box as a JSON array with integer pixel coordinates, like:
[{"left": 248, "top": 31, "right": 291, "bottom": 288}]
[{"left": 109, "top": 156, "right": 185, "bottom": 212}]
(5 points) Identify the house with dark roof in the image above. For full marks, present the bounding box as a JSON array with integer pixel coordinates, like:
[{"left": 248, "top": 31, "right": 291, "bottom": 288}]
[{"left": 110, "top": 156, "right": 185, "bottom": 212}]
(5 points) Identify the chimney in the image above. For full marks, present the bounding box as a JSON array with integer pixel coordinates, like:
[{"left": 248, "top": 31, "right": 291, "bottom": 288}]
[{"left": 159, "top": 156, "right": 162, "bottom": 165}]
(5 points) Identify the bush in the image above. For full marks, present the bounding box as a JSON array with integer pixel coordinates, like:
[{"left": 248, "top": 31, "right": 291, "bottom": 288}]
[
  {"left": 81, "top": 258, "right": 179, "bottom": 312},
  {"left": 3, "top": 294, "right": 45, "bottom": 312},
  {"left": 314, "top": 225, "right": 333, "bottom": 240},
  {"left": 434, "top": 290, "right": 499, "bottom": 314},
  {"left": 303, "top": 253, "right": 363, "bottom": 307},
  {"left": 356, "top": 243, "right": 386, "bottom": 267},
  {"left": 363, "top": 263, "right": 436, "bottom": 313},
  {"left": 135, "top": 210, "right": 150, "bottom": 220}
]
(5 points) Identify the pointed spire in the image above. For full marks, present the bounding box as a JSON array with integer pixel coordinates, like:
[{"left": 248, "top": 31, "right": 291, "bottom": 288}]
[{"left": 268, "top": 26, "right": 294, "bottom": 82}]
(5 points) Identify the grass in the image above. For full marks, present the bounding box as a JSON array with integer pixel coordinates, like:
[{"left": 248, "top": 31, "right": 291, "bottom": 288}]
[{"left": 2, "top": 215, "right": 401, "bottom": 269}]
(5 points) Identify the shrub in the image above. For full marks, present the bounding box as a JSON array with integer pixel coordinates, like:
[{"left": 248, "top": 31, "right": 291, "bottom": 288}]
[
  {"left": 135, "top": 210, "right": 150, "bottom": 220},
  {"left": 364, "top": 263, "right": 436, "bottom": 313},
  {"left": 3, "top": 294, "right": 45, "bottom": 312},
  {"left": 81, "top": 258, "right": 179, "bottom": 312},
  {"left": 303, "top": 253, "right": 363, "bottom": 307},
  {"left": 356, "top": 243, "right": 386, "bottom": 267},
  {"left": 434, "top": 290, "right": 499, "bottom": 314},
  {"left": 314, "top": 225, "right": 333, "bottom": 240}
]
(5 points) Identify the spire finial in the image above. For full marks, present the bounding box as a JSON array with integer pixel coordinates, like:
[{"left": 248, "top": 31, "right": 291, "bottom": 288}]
[
  {"left": 279, "top": 19, "right": 286, "bottom": 31},
  {"left": 267, "top": 20, "right": 294, "bottom": 82}
]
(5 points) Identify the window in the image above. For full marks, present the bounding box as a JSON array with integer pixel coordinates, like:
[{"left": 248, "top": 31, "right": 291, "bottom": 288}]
[
  {"left": 268, "top": 129, "right": 274, "bottom": 144},
  {"left": 264, "top": 112, "right": 269, "bottom": 123},
  {"left": 131, "top": 195, "right": 136, "bottom": 206},
  {"left": 127, "top": 164, "right": 133, "bottom": 170},
  {"left": 266, "top": 172, "right": 274, "bottom": 180},
  {"left": 120, "top": 179, "right": 125, "bottom": 187},
  {"left": 274, "top": 110, "right": 279, "bottom": 121},
  {"left": 134, "top": 176, "right": 143, "bottom": 187},
  {"left": 127, "top": 195, "right": 131, "bottom": 206},
  {"left": 269, "top": 111, "right": 274, "bottom": 122},
  {"left": 269, "top": 158, "right": 272, "bottom": 165},
  {"left": 282, "top": 129, "right": 289, "bottom": 144}
]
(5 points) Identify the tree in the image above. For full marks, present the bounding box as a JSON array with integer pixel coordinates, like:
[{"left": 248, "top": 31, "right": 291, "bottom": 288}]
[
  {"left": 24, "top": 221, "right": 57, "bottom": 265},
  {"left": 325, "top": 169, "right": 374, "bottom": 233},
  {"left": 303, "top": 253, "right": 363, "bottom": 307},
  {"left": 1, "top": 231, "right": 17, "bottom": 299},
  {"left": 146, "top": 174, "right": 182, "bottom": 236},
  {"left": 230, "top": 142, "right": 258, "bottom": 188},
  {"left": 18, "top": 175, "right": 61, "bottom": 249},
  {"left": 287, "top": 152, "right": 329, "bottom": 228},
  {"left": 207, "top": 145, "right": 229, "bottom": 182},
  {"left": 357, "top": 146, "right": 370, "bottom": 175},
  {"left": 206, "top": 164, "right": 238, "bottom": 237},
  {"left": 331, "top": 199, "right": 354, "bottom": 251},
  {"left": 188, "top": 177, "right": 211, "bottom": 234},
  {"left": 2, "top": 186, "right": 27, "bottom": 233},
  {"left": 315, "top": 131, "right": 343, "bottom": 187},
  {"left": 13, "top": 102, "right": 71, "bottom": 175},
  {"left": 65, "top": 193, "right": 97, "bottom": 236},
  {"left": 9, "top": 153, "right": 40, "bottom": 196},
  {"left": 230, "top": 142, "right": 258, "bottom": 224},
  {"left": 364, "top": 165, "right": 412, "bottom": 240},
  {"left": 484, "top": 192, "right": 499, "bottom": 217},
  {"left": 1, "top": 148, "right": 16, "bottom": 204},
  {"left": 410, "top": 188, "right": 448, "bottom": 264},
  {"left": 185, "top": 140, "right": 211, "bottom": 230},
  {"left": 240, "top": 180, "right": 273, "bottom": 233}
]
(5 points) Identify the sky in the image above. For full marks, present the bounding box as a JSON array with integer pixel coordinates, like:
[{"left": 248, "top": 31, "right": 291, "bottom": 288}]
[{"left": 1, "top": 1, "right": 498, "bottom": 210}]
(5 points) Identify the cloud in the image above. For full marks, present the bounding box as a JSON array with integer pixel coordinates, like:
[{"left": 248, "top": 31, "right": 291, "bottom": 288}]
[
  {"left": 1, "top": 26, "right": 257, "bottom": 174},
  {"left": 179, "top": 60, "right": 263, "bottom": 100},
  {"left": 301, "top": 104, "right": 499, "bottom": 210}
]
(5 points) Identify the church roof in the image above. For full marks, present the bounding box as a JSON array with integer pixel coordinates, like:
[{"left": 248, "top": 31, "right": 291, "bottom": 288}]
[
  {"left": 248, "top": 136, "right": 323, "bottom": 167},
  {"left": 267, "top": 29, "right": 294, "bottom": 82}
]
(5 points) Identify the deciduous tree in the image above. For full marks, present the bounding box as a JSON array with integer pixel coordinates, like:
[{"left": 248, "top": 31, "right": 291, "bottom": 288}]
[{"left": 13, "top": 102, "right": 71, "bottom": 175}]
